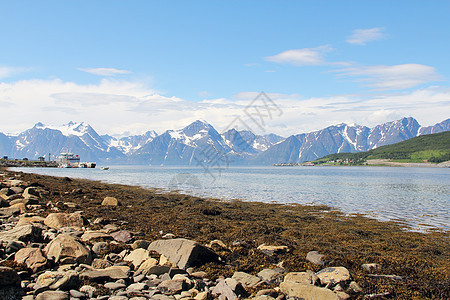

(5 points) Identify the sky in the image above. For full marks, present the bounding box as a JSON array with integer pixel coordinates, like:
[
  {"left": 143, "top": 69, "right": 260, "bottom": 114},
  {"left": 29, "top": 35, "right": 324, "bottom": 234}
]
[{"left": 0, "top": 0, "right": 449, "bottom": 137}]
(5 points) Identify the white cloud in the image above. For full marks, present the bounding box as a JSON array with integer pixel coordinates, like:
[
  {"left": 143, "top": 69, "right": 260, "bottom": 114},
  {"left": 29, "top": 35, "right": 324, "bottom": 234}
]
[
  {"left": 78, "top": 67, "right": 132, "bottom": 76},
  {"left": 265, "top": 45, "right": 332, "bottom": 66},
  {"left": 347, "top": 27, "right": 385, "bottom": 45},
  {"left": 0, "top": 77, "right": 448, "bottom": 137},
  {"left": 334, "top": 63, "right": 442, "bottom": 90},
  {"left": 0, "top": 66, "right": 29, "bottom": 79}
]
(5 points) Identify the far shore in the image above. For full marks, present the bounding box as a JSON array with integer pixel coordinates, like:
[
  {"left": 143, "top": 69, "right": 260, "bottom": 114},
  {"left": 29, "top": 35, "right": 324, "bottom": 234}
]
[{"left": 365, "top": 159, "right": 450, "bottom": 168}]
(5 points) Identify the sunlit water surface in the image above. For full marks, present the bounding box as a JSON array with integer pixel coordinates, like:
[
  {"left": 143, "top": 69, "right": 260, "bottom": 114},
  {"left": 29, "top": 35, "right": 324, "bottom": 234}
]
[{"left": 14, "top": 166, "right": 449, "bottom": 232}]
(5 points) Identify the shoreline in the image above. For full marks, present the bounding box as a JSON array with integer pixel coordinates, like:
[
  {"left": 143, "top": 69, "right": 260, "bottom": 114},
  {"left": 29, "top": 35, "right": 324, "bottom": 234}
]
[{"left": 1, "top": 167, "right": 449, "bottom": 299}]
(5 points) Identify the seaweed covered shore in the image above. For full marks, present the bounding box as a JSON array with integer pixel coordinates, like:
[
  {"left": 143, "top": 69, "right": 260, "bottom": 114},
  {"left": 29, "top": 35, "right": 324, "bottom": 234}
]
[{"left": 0, "top": 168, "right": 449, "bottom": 299}]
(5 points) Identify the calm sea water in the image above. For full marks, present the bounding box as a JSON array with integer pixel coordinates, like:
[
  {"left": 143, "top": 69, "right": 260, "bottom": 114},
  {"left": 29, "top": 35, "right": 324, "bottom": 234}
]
[{"left": 14, "top": 166, "right": 449, "bottom": 232}]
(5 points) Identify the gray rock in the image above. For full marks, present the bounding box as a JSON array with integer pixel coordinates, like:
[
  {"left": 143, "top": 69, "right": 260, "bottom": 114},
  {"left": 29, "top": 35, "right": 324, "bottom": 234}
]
[
  {"left": 127, "top": 282, "right": 148, "bottom": 291},
  {"left": 111, "top": 230, "right": 133, "bottom": 243},
  {"left": 211, "top": 279, "right": 238, "bottom": 300},
  {"left": 79, "top": 267, "right": 129, "bottom": 281},
  {"left": 92, "top": 241, "right": 109, "bottom": 255},
  {"left": 104, "top": 282, "right": 126, "bottom": 290},
  {"left": 149, "top": 295, "right": 176, "bottom": 300},
  {"left": 146, "top": 265, "right": 171, "bottom": 276},
  {"left": 306, "top": 250, "right": 326, "bottom": 265},
  {"left": 35, "top": 291, "right": 69, "bottom": 300},
  {"left": 257, "top": 268, "right": 284, "bottom": 284},
  {"left": 70, "top": 289, "right": 86, "bottom": 298},
  {"left": 315, "top": 267, "right": 351, "bottom": 285},
  {"left": 0, "top": 224, "right": 42, "bottom": 243},
  {"left": 44, "top": 234, "right": 92, "bottom": 264},
  {"left": 147, "top": 238, "right": 219, "bottom": 269},
  {"left": 124, "top": 248, "right": 150, "bottom": 268},
  {"left": 284, "top": 271, "right": 319, "bottom": 285},
  {"left": 231, "top": 271, "right": 261, "bottom": 287},
  {"left": 158, "top": 279, "right": 189, "bottom": 295},
  {"left": 44, "top": 213, "right": 84, "bottom": 230}
]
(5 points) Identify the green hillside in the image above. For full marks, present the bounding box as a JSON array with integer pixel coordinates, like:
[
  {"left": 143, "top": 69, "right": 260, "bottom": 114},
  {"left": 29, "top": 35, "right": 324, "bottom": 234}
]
[{"left": 313, "top": 131, "right": 450, "bottom": 165}]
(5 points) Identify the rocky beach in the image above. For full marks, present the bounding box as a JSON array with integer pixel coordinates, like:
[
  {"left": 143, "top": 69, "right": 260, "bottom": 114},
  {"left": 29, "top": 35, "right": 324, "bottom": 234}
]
[{"left": 0, "top": 167, "right": 448, "bottom": 300}]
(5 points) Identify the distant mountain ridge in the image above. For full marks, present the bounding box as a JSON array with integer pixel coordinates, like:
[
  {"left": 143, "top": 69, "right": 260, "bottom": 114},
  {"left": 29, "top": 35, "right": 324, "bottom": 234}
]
[{"left": 0, "top": 117, "right": 448, "bottom": 165}]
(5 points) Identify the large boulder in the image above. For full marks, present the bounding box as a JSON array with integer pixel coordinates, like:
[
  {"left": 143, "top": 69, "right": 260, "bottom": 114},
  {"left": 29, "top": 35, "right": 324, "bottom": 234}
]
[
  {"left": 14, "top": 247, "right": 47, "bottom": 272},
  {"left": 315, "top": 267, "right": 351, "bottom": 285},
  {"left": 147, "top": 238, "right": 219, "bottom": 269},
  {"left": 36, "top": 270, "right": 79, "bottom": 290},
  {"left": 0, "top": 224, "right": 42, "bottom": 243},
  {"left": 101, "top": 197, "right": 120, "bottom": 206},
  {"left": 44, "top": 213, "right": 84, "bottom": 230},
  {"left": 279, "top": 282, "right": 339, "bottom": 300},
  {"left": 44, "top": 234, "right": 92, "bottom": 264}
]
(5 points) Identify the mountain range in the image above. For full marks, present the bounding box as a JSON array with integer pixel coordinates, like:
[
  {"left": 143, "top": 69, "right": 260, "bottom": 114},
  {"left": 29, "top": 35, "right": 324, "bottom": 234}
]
[{"left": 0, "top": 117, "right": 448, "bottom": 165}]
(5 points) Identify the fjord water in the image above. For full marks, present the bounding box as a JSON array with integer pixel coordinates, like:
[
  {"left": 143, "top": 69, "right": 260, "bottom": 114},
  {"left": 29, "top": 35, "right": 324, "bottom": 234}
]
[{"left": 16, "top": 166, "right": 449, "bottom": 232}]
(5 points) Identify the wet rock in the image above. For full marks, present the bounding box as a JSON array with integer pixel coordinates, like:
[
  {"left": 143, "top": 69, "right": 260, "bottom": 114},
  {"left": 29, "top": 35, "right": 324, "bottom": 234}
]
[
  {"left": 231, "top": 271, "right": 261, "bottom": 287},
  {"left": 35, "top": 290, "right": 69, "bottom": 300},
  {"left": 0, "top": 224, "right": 42, "bottom": 243},
  {"left": 111, "top": 230, "right": 133, "bottom": 243},
  {"left": 131, "top": 239, "right": 151, "bottom": 250},
  {"left": 44, "top": 212, "right": 84, "bottom": 230},
  {"left": 147, "top": 238, "right": 219, "bottom": 269},
  {"left": 284, "top": 271, "right": 319, "bottom": 285},
  {"left": 306, "top": 250, "right": 326, "bottom": 265},
  {"left": 44, "top": 234, "right": 92, "bottom": 264},
  {"left": 101, "top": 196, "right": 120, "bottom": 206},
  {"left": 280, "top": 281, "right": 339, "bottom": 300},
  {"left": 315, "top": 267, "right": 351, "bottom": 286},
  {"left": 257, "top": 244, "right": 289, "bottom": 256},
  {"left": 258, "top": 268, "right": 285, "bottom": 284},
  {"left": 14, "top": 247, "right": 47, "bottom": 272}
]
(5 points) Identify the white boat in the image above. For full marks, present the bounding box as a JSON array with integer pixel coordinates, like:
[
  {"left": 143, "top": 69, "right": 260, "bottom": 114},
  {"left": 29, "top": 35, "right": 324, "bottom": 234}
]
[
  {"left": 101, "top": 167, "right": 109, "bottom": 170},
  {"left": 57, "top": 152, "right": 80, "bottom": 168}
]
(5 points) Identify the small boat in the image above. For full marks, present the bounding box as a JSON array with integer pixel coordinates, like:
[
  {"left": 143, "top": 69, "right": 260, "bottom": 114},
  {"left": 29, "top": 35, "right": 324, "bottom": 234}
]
[{"left": 101, "top": 167, "right": 109, "bottom": 170}]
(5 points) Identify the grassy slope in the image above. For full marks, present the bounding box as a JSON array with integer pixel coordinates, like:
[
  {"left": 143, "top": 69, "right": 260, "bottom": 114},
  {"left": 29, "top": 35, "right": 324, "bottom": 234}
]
[{"left": 314, "top": 131, "right": 450, "bottom": 164}]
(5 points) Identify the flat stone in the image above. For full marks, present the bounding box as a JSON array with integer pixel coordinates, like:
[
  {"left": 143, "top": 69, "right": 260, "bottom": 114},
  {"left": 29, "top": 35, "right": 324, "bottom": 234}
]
[
  {"left": 35, "top": 290, "right": 69, "bottom": 300},
  {"left": 190, "top": 271, "right": 208, "bottom": 279},
  {"left": 36, "top": 270, "right": 79, "bottom": 290},
  {"left": 17, "top": 215, "right": 45, "bottom": 226},
  {"left": 81, "top": 230, "right": 113, "bottom": 243},
  {"left": 44, "top": 213, "right": 84, "bottom": 230},
  {"left": 257, "top": 244, "right": 289, "bottom": 256},
  {"left": 102, "top": 196, "right": 120, "bottom": 206},
  {"left": 316, "top": 267, "right": 351, "bottom": 285},
  {"left": 211, "top": 279, "right": 238, "bottom": 300},
  {"left": 284, "top": 271, "right": 319, "bottom": 285},
  {"left": 147, "top": 238, "right": 219, "bottom": 269},
  {"left": 0, "top": 224, "right": 42, "bottom": 243},
  {"left": 79, "top": 266, "right": 129, "bottom": 281},
  {"left": 124, "top": 248, "right": 150, "bottom": 268},
  {"left": 104, "top": 282, "right": 126, "bottom": 290},
  {"left": 111, "top": 230, "right": 133, "bottom": 243},
  {"left": 194, "top": 291, "right": 211, "bottom": 300},
  {"left": 158, "top": 279, "right": 189, "bottom": 295},
  {"left": 127, "top": 282, "right": 148, "bottom": 291},
  {"left": 44, "top": 234, "right": 92, "bottom": 264},
  {"left": 306, "top": 250, "right": 326, "bottom": 265},
  {"left": 0, "top": 206, "right": 21, "bottom": 218},
  {"left": 0, "top": 266, "right": 21, "bottom": 286},
  {"left": 69, "top": 289, "right": 86, "bottom": 298},
  {"left": 14, "top": 247, "right": 47, "bottom": 272},
  {"left": 143, "top": 263, "right": 169, "bottom": 275},
  {"left": 232, "top": 271, "right": 261, "bottom": 287},
  {"left": 257, "top": 268, "right": 284, "bottom": 284},
  {"left": 280, "top": 281, "right": 339, "bottom": 300}
]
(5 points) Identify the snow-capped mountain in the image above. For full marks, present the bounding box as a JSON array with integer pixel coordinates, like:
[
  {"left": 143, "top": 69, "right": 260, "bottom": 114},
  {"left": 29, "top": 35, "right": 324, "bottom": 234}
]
[
  {"left": 102, "top": 130, "right": 158, "bottom": 155},
  {"left": 9, "top": 122, "right": 125, "bottom": 162},
  {"left": 250, "top": 117, "right": 449, "bottom": 164},
  {"left": 0, "top": 117, "right": 448, "bottom": 165}
]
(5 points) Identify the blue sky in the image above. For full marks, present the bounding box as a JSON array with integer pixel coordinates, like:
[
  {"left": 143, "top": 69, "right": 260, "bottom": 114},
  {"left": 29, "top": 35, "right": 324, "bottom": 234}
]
[{"left": 0, "top": 1, "right": 449, "bottom": 136}]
